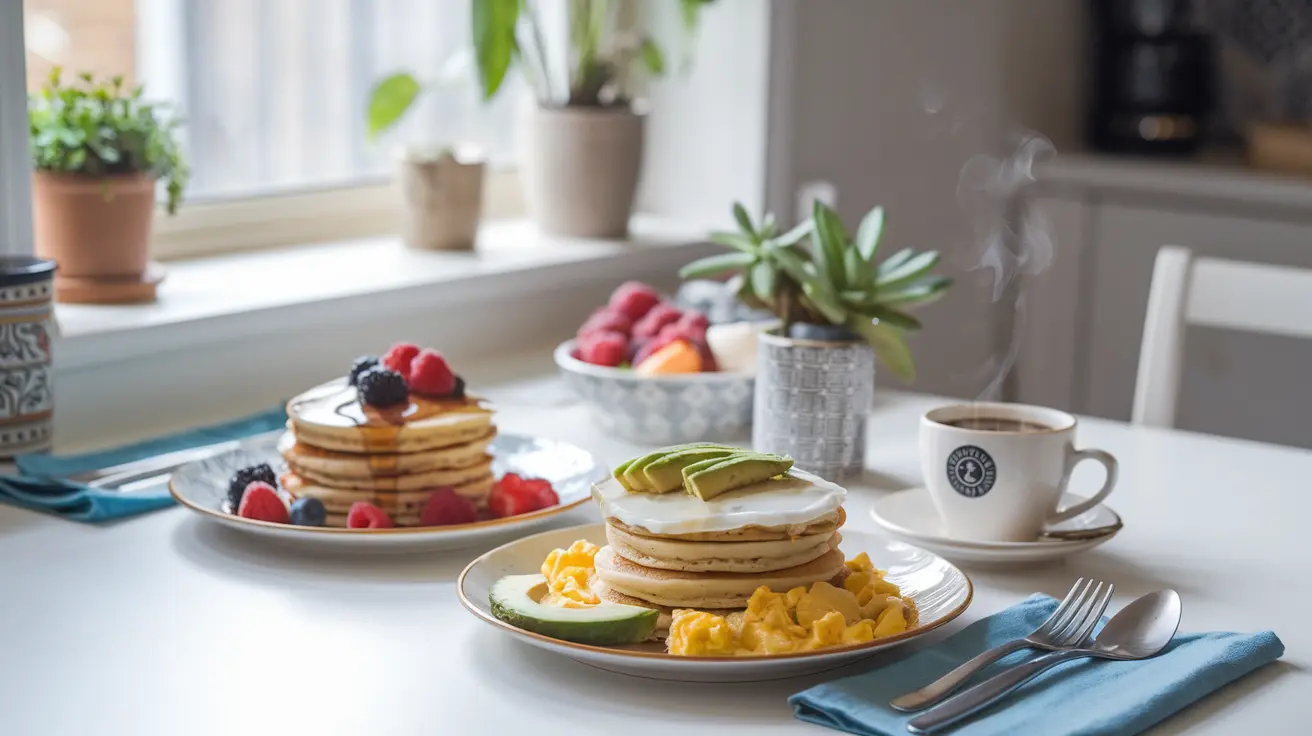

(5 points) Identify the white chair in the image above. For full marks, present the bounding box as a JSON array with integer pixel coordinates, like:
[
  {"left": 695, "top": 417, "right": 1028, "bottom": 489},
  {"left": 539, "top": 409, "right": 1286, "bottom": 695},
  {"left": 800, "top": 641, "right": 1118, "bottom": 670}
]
[{"left": 1132, "top": 245, "right": 1312, "bottom": 428}]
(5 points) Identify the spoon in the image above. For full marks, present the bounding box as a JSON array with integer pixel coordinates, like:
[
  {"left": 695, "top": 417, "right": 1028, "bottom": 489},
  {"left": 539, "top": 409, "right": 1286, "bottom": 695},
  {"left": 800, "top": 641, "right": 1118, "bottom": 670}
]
[{"left": 907, "top": 589, "right": 1182, "bottom": 734}]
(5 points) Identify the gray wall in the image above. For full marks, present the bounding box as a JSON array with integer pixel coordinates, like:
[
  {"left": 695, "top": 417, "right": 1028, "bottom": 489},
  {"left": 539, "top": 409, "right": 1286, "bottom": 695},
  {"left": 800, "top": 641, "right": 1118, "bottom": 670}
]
[{"left": 766, "top": 0, "right": 1085, "bottom": 398}]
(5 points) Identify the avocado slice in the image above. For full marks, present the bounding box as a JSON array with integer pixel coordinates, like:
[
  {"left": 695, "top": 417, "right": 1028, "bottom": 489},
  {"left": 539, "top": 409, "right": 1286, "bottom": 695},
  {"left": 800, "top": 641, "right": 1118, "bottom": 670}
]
[
  {"left": 683, "top": 453, "right": 795, "bottom": 501},
  {"left": 489, "top": 574, "right": 658, "bottom": 645},
  {"left": 620, "top": 443, "right": 732, "bottom": 493},
  {"left": 641, "top": 447, "right": 740, "bottom": 493}
]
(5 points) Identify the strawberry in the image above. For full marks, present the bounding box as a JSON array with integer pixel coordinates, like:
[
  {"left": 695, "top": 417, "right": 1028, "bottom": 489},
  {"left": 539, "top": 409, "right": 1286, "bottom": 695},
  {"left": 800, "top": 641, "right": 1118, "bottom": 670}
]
[
  {"left": 488, "top": 481, "right": 537, "bottom": 518},
  {"left": 632, "top": 303, "right": 682, "bottom": 340},
  {"left": 409, "top": 349, "right": 457, "bottom": 396},
  {"left": 576, "top": 330, "right": 628, "bottom": 367},
  {"left": 519, "top": 477, "right": 560, "bottom": 510},
  {"left": 237, "top": 482, "right": 289, "bottom": 524},
  {"left": 347, "top": 501, "right": 394, "bottom": 529},
  {"left": 692, "top": 338, "right": 719, "bottom": 372},
  {"left": 675, "top": 310, "right": 710, "bottom": 338},
  {"left": 419, "top": 488, "right": 477, "bottom": 526},
  {"left": 577, "top": 308, "right": 633, "bottom": 340},
  {"left": 607, "top": 282, "right": 662, "bottom": 322},
  {"left": 382, "top": 342, "right": 420, "bottom": 376}
]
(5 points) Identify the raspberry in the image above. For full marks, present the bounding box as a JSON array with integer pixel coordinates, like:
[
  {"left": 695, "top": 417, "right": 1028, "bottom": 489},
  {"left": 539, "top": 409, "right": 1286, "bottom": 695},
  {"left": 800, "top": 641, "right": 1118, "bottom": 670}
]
[
  {"left": 357, "top": 367, "right": 409, "bottom": 407},
  {"left": 576, "top": 330, "right": 628, "bottom": 367},
  {"left": 227, "top": 463, "right": 276, "bottom": 511},
  {"left": 607, "top": 282, "right": 662, "bottom": 322},
  {"left": 348, "top": 356, "right": 379, "bottom": 387},
  {"left": 676, "top": 310, "right": 710, "bottom": 337},
  {"left": 632, "top": 303, "right": 682, "bottom": 340},
  {"left": 347, "top": 502, "right": 393, "bottom": 529},
  {"left": 237, "top": 482, "right": 289, "bottom": 523},
  {"left": 409, "top": 349, "right": 457, "bottom": 397},
  {"left": 488, "top": 481, "right": 538, "bottom": 518},
  {"left": 577, "top": 308, "right": 633, "bottom": 340},
  {"left": 382, "top": 343, "right": 420, "bottom": 375},
  {"left": 419, "top": 488, "right": 478, "bottom": 526}
]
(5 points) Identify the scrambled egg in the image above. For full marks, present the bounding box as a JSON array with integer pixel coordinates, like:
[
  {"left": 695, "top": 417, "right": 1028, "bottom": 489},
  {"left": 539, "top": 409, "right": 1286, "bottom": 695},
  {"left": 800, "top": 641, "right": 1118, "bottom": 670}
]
[
  {"left": 539, "top": 539, "right": 601, "bottom": 608},
  {"left": 533, "top": 541, "right": 916, "bottom": 656},
  {"left": 667, "top": 553, "right": 918, "bottom": 656}
]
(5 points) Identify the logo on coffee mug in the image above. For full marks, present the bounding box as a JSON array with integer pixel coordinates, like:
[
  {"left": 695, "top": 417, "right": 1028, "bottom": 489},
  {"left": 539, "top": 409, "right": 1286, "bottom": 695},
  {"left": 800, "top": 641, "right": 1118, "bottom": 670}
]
[{"left": 946, "top": 445, "right": 996, "bottom": 498}]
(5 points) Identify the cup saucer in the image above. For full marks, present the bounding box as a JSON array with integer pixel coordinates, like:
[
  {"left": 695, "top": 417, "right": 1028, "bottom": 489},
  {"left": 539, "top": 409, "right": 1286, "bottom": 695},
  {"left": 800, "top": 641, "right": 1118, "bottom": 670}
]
[{"left": 869, "top": 488, "right": 1123, "bottom": 565}]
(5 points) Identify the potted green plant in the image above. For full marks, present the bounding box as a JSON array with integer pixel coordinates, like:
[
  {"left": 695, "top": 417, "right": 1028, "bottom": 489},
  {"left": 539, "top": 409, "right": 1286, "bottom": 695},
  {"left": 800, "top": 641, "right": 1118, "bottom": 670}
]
[
  {"left": 368, "top": 0, "right": 716, "bottom": 239},
  {"left": 28, "top": 69, "right": 187, "bottom": 302},
  {"left": 680, "top": 201, "right": 952, "bottom": 478}
]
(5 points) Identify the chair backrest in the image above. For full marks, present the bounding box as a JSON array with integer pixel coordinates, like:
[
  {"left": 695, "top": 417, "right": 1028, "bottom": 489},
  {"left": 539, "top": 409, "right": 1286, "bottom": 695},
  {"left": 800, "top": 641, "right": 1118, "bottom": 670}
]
[{"left": 1132, "top": 245, "right": 1312, "bottom": 428}]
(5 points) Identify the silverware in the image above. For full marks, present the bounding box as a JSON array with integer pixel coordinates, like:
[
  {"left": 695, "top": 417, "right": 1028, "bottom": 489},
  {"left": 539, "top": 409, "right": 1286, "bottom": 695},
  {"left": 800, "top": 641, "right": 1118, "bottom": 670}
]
[
  {"left": 65, "top": 430, "right": 283, "bottom": 491},
  {"left": 1040, "top": 522, "right": 1123, "bottom": 542},
  {"left": 890, "top": 578, "right": 1111, "bottom": 712},
  {"left": 907, "top": 589, "right": 1181, "bottom": 734}
]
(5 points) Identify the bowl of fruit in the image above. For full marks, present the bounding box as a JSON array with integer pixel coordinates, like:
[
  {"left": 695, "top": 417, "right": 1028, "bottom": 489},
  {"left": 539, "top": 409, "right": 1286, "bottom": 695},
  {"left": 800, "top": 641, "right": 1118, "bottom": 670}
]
[{"left": 555, "top": 282, "right": 755, "bottom": 444}]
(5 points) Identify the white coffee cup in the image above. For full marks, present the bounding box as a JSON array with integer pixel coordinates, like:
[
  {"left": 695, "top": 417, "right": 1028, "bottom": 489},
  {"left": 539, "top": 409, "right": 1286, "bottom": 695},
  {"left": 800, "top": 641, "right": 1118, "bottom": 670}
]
[{"left": 920, "top": 402, "right": 1117, "bottom": 543}]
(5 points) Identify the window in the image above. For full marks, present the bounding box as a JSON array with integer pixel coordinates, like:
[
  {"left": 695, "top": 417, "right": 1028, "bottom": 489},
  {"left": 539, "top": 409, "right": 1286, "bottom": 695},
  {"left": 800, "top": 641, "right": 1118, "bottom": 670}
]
[{"left": 22, "top": 0, "right": 526, "bottom": 257}]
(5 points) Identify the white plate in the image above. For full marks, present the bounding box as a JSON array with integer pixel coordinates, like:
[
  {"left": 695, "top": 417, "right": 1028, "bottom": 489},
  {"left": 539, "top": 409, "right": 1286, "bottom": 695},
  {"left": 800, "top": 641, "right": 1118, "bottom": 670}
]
[
  {"left": 869, "top": 488, "right": 1123, "bottom": 565},
  {"left": 457, "top": 523, "right": 973, "bottom": 682},
  {"left": 170, "top": 433, "right": 606, "bottom": 553}
]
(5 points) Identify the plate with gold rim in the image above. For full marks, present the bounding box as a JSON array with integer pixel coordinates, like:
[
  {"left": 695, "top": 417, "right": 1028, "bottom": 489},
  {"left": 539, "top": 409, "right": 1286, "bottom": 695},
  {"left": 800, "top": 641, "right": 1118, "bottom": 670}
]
[
  {"left": 457, "top": 523, "right": 973, "bottom": 682},
  {"left": 170, "top": 432, "right": 605, "bottom": 553}
]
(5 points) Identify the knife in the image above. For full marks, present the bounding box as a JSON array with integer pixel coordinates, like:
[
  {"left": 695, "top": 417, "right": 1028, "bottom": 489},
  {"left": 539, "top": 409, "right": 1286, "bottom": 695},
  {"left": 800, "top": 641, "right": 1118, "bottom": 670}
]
[{"left": 65, "top": 430, "right": 283, "bottom": 490}]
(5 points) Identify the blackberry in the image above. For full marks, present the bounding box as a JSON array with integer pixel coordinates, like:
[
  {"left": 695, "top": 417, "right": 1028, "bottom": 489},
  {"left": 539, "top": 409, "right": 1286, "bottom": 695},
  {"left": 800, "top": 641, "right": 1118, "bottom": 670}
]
[
  {"left": 358, "top": 366, "right": 409, "bottom": 407},
  {"left": 348, "top": 355, "right": 380, "bottom": 387},
  {"left": 227, "top": 463, "right": 276, "bottom": 511},
  {"left": 451, "top": 375, "right": 466, "bottom": 399}
]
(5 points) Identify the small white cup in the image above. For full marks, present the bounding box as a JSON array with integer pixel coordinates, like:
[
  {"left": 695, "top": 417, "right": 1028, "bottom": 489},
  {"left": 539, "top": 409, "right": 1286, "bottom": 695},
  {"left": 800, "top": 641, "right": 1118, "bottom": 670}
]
[{"left": 920, "top": 402, "right": 1118, "bottom": 543}]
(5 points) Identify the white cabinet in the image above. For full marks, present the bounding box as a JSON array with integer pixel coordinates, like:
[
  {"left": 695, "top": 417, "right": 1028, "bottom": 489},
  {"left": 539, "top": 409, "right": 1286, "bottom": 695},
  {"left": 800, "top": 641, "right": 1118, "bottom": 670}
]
[{"left": 1016, "top": 155, "right": 1312, "bottom": 448}]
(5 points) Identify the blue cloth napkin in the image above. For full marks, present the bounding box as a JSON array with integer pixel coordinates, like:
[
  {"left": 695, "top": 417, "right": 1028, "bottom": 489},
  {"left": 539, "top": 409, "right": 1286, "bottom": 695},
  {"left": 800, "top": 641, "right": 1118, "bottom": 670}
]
[
  {"left": 790, "top": 594, "right": 1284, "bottom": 736},
  {"left": 1, "top": 407, "right": 287, "bottom": 522}
]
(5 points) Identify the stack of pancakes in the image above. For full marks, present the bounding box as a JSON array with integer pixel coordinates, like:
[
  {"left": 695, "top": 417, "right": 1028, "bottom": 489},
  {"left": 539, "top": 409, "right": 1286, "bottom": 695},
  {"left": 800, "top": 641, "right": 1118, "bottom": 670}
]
[
  {"left": 594, "top": 508, "right": 848, "bottom": 632},
  {"left": 279, "top": 379, "right": 496, "bottom": 527}
]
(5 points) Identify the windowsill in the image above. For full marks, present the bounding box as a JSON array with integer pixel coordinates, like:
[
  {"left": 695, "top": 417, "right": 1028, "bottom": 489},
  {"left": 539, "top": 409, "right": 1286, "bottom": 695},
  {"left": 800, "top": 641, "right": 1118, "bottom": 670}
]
[{"left": 54, "top": 215, "right": 713, "bottom": 371}]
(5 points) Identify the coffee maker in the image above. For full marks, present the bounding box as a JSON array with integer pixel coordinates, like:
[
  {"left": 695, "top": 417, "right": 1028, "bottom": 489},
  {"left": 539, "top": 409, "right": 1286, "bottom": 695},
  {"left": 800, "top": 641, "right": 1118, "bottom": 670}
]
[{"left": 1088, "top": 0, "right": 1216, "bottom": 155}]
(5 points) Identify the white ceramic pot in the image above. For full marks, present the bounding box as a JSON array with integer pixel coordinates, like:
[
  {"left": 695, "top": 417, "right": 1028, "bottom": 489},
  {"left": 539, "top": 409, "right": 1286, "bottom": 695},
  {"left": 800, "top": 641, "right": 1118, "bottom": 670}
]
[
  {"left": 520, "top": 105, "right": 646, "bottom": 238},
  {"left": 398, "top": 147, "right": 485, "bottom": 251}
]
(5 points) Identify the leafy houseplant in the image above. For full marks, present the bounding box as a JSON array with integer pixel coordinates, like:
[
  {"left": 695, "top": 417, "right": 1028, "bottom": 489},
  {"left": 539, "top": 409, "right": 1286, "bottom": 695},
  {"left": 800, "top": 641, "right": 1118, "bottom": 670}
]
[
  {"left": 368, "top": 0, "right": 716, "bottom": 239},
  {"left": 28, "top": 69, "right": 187, "bottom": 301},
  {"left": 681, "top": 201, "right": 952, "bottom": 478}
]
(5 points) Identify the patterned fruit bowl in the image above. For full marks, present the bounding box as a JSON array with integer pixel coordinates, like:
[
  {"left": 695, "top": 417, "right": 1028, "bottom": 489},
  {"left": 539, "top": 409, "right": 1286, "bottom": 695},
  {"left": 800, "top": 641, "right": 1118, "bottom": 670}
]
[{"left": 553, "top": 340, "right": 753, "bottom": 444}]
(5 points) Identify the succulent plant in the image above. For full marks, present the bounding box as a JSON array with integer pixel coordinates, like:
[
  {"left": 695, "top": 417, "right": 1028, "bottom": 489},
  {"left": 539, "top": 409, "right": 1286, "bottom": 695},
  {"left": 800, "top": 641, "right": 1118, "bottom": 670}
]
[{"left": 679, "top": 201, "right": 952, "bottom": 382}]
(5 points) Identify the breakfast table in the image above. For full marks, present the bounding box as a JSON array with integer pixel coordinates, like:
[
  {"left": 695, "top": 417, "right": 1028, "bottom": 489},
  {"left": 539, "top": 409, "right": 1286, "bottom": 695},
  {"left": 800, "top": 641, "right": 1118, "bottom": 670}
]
[{"left": 0, "top": 374, "right": 1307, "bottom": 736}]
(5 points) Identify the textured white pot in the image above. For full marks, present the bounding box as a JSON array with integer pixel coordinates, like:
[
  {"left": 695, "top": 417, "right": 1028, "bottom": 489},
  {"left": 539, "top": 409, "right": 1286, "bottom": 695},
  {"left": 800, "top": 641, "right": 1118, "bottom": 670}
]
[
  {"left": 520, "top": 105, "right": 646, "bottom": 238},
  {"left": 397, "top": 147, "right": 485, "bottom": 251}
]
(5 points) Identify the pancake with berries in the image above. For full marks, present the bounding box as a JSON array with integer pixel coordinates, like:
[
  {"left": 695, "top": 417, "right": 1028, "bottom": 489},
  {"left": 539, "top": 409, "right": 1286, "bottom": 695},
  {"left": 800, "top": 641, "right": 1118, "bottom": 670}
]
[
  {"left": 286, "top": 345, "right": 494, "bottom": 455},
  {"left": 277, "top": 428, "right": 496, "bottom": 480}
]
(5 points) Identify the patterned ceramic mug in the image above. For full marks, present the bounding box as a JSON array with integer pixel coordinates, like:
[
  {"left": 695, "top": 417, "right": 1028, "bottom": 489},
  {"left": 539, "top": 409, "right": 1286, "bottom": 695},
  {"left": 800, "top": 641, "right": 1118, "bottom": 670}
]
[{"left": 0, "top": 258, "right": 56, "bottom": 457}]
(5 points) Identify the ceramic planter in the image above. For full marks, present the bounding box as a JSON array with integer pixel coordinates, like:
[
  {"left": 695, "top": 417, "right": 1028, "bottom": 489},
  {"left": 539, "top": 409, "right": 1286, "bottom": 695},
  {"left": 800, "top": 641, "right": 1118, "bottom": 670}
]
[
  {"left": 520, "top": 104, "right": 645, "bottom": 238},
  {"left": 398, "top": 148, "right": 485, "bottom": 251},
  {"left": 0, "top": 257, "right": 56, "bottom": 457},
  {"left": 752, "top": 330, "right": 875, "bottom": 480},
  {"left": 32, "top": 172, "right": 154, "bottom": 280}
]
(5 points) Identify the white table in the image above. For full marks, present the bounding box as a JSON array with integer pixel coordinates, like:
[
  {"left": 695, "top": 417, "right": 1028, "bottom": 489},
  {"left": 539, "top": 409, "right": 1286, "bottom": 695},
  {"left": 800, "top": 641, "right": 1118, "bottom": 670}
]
[{"left": 1, "top": 379, "right": 1307, "bottom": 736}]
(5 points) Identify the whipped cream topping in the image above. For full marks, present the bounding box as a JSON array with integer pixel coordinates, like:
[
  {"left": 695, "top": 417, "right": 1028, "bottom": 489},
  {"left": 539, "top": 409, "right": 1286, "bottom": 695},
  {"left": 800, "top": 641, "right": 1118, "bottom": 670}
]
[{"left": 591, "top": 468, "right": 847, "bottom": 535}]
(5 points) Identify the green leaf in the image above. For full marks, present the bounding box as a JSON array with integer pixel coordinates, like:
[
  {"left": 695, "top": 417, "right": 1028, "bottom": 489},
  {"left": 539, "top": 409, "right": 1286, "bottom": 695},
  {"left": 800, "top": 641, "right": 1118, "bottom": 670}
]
[
  {"left": 847, "top": 318, "right": 916, "bottom": 383},
  {"left": 877, "top": 275, "right": 953, "bottom": 308},
  {"left": 855, "top": 206, "right": 885, "bottom": 261},
  {"left": 749, "top": 260, "right": 777, "bottom": 302},
  {"left": 679, "top": 252, "right": 754, "bottom": 279},
  {"left": 877, "top": 251, "right": 941, "bottom": 290},
  {"left": 759, "top": 212, "right": 778, "bottom": 238},
  {"left": 732, "top": 202, "right": 755, "bottom": 237},
  {"left": 801, "top": 281, "right": 848, "bottom": 324},
  {"left": 844, "top": 248, "right": 873, "bottom": 287},
  {"left": 811, "top": 201, "right": 848, "bottom": 289},
  {"left": 639, "top": 38, "right": 666, "bottom": 76},
  {"left": 876, "top": 248, "right": 915, "bottom": 277},
  {"left": 861, "top": 305, "right": 922, "bottom": 330},
  {"left": 366, "top": 72, "right": 422, "bottom": 139},
  {"left": 770, "top": 220, "right": 813, "bottom": 248},
  {"left": 709, "top": 231, "right": 759, "bottom": 254},
  {"left": 472, "top": 0, "right": 520, "bottom": 101},
  {"left": 769, "top": 244, "right": 816, "bottom": 287}
]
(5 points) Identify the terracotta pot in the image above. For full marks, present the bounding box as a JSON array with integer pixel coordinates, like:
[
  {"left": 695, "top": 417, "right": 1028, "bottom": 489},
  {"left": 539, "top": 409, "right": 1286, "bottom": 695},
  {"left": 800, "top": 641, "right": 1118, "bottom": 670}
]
[
  {"left": 32, "top": 172, "right": 155, "bottom": 279},
  {"left": 520, "top": 105, "right": 646, "bottom": 238},
  {"left": 398, "top": 148, "right": 486, "bottom": 251}
]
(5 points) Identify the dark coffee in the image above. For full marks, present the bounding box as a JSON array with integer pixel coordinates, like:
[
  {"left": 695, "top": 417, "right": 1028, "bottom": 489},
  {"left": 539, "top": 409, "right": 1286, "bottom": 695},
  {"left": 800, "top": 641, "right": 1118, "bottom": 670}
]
[{"left": 945, "top": 416, "right": 1052, "bottom": 433}]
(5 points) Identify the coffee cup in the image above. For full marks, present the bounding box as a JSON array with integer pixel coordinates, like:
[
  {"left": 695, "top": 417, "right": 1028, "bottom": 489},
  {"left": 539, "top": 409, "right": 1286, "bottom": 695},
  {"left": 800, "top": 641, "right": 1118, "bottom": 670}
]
[{"left": 920, "top": 402, "right": 1117, "bottom": 542}]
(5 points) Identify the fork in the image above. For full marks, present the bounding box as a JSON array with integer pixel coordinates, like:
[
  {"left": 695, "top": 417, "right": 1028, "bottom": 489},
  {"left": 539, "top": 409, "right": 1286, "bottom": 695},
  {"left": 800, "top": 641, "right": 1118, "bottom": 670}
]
[{"left": 890, "top": 578, "right": 1112, "bottom": 712}]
